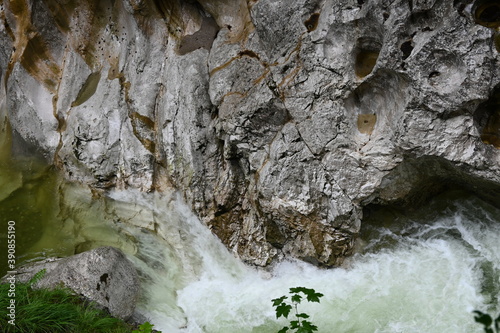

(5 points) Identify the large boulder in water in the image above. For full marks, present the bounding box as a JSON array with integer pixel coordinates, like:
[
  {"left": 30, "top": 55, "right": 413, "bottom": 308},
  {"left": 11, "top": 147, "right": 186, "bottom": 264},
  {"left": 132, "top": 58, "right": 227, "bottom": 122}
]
[{"left": 9, "top": 246, "right": 139, "bottom": 320}]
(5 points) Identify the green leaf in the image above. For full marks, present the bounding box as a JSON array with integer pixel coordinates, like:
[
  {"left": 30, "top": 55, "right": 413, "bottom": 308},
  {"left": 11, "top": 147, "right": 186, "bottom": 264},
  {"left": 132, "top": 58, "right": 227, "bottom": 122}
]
[
  {"left": 494, "top": 314, "right": 500, "bottom": 333},
  {"left": 272, "top": 296, "right": 287, "bottom": 306},
  {"left": 305, "top": 291, "right": 324, "bottom": 303},
  {"left": 291, "top": 294, "right": 302, "bottom": 303},
  {"left": 474, "top": 311, "right": 493, "bottom": 327},
  {"left": 28, "top": 269, "right": 47, "bottom": 287},
  {"left": 276, "top": 303, "right": 292, "bottom": 319},
  {"left": 278, "top": 326, "right": 289, "bottom": 333},
  {"left": 273, "top": 286, "right": 322, "bottom": 333},
  {"left": 138, "top": 321, "right": 155, "bottom": 333},
  {"left": 301, "top": 320, "right": 318, "bottom": 331}
]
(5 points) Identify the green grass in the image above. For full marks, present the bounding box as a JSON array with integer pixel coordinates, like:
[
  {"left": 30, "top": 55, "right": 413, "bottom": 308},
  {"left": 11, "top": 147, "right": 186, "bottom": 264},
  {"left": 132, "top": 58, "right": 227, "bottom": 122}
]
[{"left": 0, "top": 278, "right": 134, "bottom": 333}]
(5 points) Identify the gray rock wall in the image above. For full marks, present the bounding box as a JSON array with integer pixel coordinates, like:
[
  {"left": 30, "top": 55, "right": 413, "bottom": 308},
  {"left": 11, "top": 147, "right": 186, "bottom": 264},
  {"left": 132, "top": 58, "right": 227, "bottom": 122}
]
[{"left": 0, "top": 0, "right": 499, "bottom": 266}]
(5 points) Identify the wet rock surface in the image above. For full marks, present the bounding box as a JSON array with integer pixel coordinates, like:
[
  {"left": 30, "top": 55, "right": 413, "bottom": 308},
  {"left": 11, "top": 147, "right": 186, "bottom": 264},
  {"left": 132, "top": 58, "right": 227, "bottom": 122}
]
[{"left": 0, "top": 0, "right": 499, "bottom": 266}]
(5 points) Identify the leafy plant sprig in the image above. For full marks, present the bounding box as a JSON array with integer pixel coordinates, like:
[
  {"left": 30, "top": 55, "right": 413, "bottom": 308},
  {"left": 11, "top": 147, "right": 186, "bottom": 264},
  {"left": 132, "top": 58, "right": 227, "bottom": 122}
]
[
  {"left": 272, "top": 287, "right": 324, "bottom": 333},
  {"left": 474, "top": 310, "right": 500, "bottom": 333},
  {"left": 28, "top": 268, "right": 47, "bottom": 287},
  {"left": 132, "top": 321, "right": 159, "bottom": 333}
]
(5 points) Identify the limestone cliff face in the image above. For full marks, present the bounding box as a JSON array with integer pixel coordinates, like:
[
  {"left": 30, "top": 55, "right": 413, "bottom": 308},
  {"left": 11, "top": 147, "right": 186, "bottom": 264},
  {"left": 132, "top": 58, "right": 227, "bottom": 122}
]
[{"left": 1, "top": 0, "right": 499, "bottom": 266}]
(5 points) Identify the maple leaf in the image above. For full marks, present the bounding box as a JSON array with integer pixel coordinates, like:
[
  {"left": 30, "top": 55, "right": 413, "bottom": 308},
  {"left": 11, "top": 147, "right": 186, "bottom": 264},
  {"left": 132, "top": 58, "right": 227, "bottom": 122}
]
[{"left": 276, "top": 303, "right": 292, "bottom": 319}]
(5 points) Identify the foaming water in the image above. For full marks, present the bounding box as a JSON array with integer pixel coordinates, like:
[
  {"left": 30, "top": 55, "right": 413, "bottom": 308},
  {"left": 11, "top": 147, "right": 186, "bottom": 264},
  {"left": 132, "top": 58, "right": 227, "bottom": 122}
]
[
  {"left": 122, "top": 191, "right": 499, "bottom": 333},
  {"left": 1, "top": 153, "right": 498, "bottom": 333}
]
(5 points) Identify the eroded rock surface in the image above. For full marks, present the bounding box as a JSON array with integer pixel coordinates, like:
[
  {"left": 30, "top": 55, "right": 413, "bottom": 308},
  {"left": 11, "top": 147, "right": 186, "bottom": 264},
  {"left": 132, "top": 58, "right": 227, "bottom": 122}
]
[
  {"left": 6, "top": 246, "right": 139, "bottom": 320},
  {"left": 0, "top": 0, "right": 499, "bottom": 266}
]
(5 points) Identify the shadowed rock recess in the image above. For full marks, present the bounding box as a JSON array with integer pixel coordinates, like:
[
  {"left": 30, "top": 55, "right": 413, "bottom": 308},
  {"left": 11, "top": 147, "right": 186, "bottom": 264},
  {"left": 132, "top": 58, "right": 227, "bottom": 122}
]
[{"left": 0, "top": 0, "right": 499, "bottom": 267}]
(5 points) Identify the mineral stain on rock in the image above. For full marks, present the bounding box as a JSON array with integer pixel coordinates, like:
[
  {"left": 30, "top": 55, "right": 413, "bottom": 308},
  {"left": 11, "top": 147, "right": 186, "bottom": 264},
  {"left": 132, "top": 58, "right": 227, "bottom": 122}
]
[{"left": 357, "top": 114, "right": 377, "bottom": 134}]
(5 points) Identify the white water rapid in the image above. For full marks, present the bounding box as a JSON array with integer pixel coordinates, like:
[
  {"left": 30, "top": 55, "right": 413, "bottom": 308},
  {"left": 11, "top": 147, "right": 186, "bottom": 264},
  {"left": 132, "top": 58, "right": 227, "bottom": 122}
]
[
  {"left": 5, "top": 173, "right": 499, "bottom": 333},
  {"left": 100, "top": 189, "right": 499, "bottom": 333}
]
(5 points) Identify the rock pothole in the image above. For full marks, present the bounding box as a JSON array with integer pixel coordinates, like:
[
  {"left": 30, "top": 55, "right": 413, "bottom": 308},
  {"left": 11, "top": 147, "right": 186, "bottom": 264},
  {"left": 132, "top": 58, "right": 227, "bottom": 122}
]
[
  {"left": 425, "top": 50, "right": 466, "bottom": 95},
  {"left": 304, "top": 13, "right": 320, "bottom": 32},
  {"left": 324, "top": 18, "right": 383, "bottom": 80},
  {"left": 354, "top": 37, "right": 382, "bottom": 78},
  {"left": 473, "top": 0, "right": 500, "bottom": 29},
  {"left": 345, "top": 70, "right": 410, "bottom": 137}
]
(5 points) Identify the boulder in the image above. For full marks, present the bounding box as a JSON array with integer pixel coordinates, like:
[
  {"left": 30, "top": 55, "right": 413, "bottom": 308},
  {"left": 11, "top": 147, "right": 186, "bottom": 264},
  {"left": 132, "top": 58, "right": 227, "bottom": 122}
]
[{"left": 8, "top": 246, "right": 139, "bottom": 320}]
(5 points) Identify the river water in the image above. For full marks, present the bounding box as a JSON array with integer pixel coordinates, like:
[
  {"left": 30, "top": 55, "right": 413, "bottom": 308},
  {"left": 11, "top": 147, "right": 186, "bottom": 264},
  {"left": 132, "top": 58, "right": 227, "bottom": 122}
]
[
  {"left": 0, "top": 131, "right": 499, "bottom": 332},
  {"left": 127, "top": 189, "right": 500, "bottom": 333}
]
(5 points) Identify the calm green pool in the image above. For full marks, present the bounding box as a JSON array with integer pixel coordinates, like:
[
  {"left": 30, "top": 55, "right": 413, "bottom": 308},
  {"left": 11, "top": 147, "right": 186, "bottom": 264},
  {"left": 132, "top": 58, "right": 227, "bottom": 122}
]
[{"left": 0, "top": 119, "right": 132, "bottom": 277}]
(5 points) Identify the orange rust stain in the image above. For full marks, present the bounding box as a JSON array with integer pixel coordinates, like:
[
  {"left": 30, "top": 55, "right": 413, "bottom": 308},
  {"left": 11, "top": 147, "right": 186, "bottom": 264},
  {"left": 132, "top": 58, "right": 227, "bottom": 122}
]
[
  {"left": 42, "top": 0, "right": 76, "bottom": 33},
  {"left": 252, "top": 67, "right": 270, "bottom": 85},
  {"left": 4, "top": 0, "right": 62, "bottom": 92},
  {"left": 278, "top": 65, "right": 302, "bottom": 89},
  {"left": 20, "top": 33, "right": 61, "bottom": 93},
  {"left": 210, "top": 49, "right": 266, "bottom": 76},
  {"left": 210, "top": 56, "right": 240, "bottom": 76}
]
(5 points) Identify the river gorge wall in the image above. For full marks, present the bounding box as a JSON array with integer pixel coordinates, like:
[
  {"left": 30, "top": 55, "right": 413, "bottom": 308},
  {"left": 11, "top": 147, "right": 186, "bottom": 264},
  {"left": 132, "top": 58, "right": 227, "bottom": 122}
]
[{"left": 0, "top": 0, "right": 499, "bottom": 267}]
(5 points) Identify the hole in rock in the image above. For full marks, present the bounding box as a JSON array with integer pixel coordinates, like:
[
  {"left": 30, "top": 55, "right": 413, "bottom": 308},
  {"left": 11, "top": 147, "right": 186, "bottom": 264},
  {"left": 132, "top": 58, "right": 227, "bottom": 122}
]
[
  {"left": 354, "top": 37, "right": 381, "bottom": 78},
  {"left": 238, "top": 50, "right": 260, "bottom": 59},
  {"left": 473, "top": 0, "right": 500, "bottom": 28},
  {"left": 400, "top": 40, "right": 413, "bottom": 60},
  {"left": 346, "top": 70, "right": 409, "bottom": 138},
  {"left": 360, "top": 188, "right": 500, "bottom": 258},
  {"left": 454, "top": 0, "right": 468, "bottom": 17},
  {"left": 100, "top": 273, "right": 109, "bottom": 283},
  {"left": 425, "top": 50, "right": 466, "bottom": 94},
  {"left": 474, "top": 85, "right": 500, "bottom": 148},
  {"left": 178, "top": 14, "right": 219, "bottom": 55},
  {"left": 428, "top": 71, "right": 440, "bottom": 78},
  {"left": 304, "top": 13, "right": 320, "bottom": 32},
  {"left": 427, "top": 70, "right": 442, "bottom": 86},
  {"left": 362, "top": 156, "right": 500, "bottom": 215}
]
